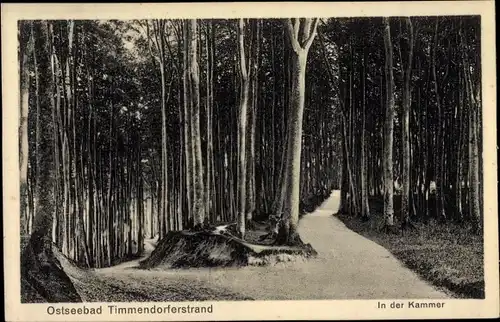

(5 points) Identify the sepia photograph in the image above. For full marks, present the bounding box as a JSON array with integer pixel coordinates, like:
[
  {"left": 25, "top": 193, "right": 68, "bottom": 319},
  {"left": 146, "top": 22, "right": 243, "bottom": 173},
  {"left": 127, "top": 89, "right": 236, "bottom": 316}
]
[{"left": 3, "top": 2, "right": 498, "bottom": 321}]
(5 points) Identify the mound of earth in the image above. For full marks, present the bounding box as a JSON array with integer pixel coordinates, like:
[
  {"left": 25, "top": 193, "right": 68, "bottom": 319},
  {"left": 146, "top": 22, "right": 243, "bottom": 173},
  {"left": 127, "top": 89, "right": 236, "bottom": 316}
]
[
  {"left": 140, "top": 230, "right": 317, "bottom": 269},
  {"left": 21, "top": 233, "right": 82, "bottom": 303}
]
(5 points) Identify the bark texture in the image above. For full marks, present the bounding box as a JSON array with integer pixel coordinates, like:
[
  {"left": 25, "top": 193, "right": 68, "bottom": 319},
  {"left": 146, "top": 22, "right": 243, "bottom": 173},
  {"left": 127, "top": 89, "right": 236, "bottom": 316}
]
[{"left": 382, "top": 17, "right": 395, "bottom": 228}]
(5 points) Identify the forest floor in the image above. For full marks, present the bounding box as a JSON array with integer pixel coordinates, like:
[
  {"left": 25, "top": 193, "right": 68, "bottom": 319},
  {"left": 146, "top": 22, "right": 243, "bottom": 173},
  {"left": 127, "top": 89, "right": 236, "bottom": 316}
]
[
  {"left": 61, "top": 190, "right": 452, "bottom": 301},
  {"left": 336, "top": 196, "right": 484, "bottom": 299}
]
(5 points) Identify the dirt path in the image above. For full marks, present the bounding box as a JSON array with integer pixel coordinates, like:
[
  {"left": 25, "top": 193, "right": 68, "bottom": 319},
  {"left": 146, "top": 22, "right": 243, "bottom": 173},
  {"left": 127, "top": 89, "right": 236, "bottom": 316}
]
[{"left": 67, "top": 190, "right": 450, "bottom": 301}]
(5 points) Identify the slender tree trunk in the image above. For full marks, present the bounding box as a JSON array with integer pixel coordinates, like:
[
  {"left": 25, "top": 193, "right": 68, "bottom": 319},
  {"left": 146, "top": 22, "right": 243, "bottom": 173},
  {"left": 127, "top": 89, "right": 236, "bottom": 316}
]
[
  {"left": 246, "top": 19, "right": 260, "bottom": 227},
  {"left": 468, "top": 85, "right": 481, "bottom": 233},
  {"left": 340, "top": 111, "right": 358, "bottom": 215},
  {"left": 160, "top": 59, "right": 169, "bottom": 238},
  {"left": 236, "top": 19, "right": 250, "bottom": 238},
  {"left": 31, "top": 23, "right": 42, "bottom": 238},
  {"left": 432, "top": 18, "right": 446, "bottom": 222},
  {"left": 107, "top": 78, "right": 115, "bottom": 266},
  {"left": 401, "top": 17, "right": 414, "bottom": 229},
  {"left": 455, "top": 57, "right": 464, "bottom": 221},
  {"left": 348, "top": 42, "right": 357, "bottom": 216},
  {"left": 361, "top": 48, "right": 370, "bottom": 220},
  {"left": 185, "top": 19, "right": 205, "bottom": 228},
  {"left": 183, "top": 21, "right": 194, "bottom": 228},
  {"left": 205, "top": 21, "right": 215, "bottom": 223},
  {"left": 382, "top": 17, "right": 395, "bottom": 229}
]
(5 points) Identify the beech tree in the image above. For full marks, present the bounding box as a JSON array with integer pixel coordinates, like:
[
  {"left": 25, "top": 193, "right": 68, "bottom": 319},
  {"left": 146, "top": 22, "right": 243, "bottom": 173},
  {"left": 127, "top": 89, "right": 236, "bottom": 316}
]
[
  {"left": 401, "top": 17, "right": 414, "bottom": 229},
  {"left": 245, "top": 19, "right": 261, "bottom": 228},
  {"left": 276, "top": 18, "right": 319, "bottom": 245},
  {"left": 184, "top": 19, "right": 205, "bottom": 228},
  {"left": 236, "top": 19, "right": 251, "bottom": 238},
  {"left": 382, "top": 17, "right": 395, "bottom": 229},
  {"left": 19, "top": 21, "right": 34, "bottom": 236}
]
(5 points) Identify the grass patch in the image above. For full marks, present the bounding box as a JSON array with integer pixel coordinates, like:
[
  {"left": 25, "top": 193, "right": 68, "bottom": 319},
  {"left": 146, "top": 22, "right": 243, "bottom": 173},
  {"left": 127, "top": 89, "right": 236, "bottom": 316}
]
[{"left": 336, "top": 197, "right": 484, "bottom": 299}]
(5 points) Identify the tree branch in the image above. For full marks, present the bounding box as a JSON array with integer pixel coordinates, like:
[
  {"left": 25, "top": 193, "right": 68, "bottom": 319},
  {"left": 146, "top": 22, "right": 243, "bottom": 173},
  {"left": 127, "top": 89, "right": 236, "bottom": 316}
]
[
  {"left": 163, "top": 20, "right": 181, "bottom": 72},
  {"left": 304, "top": 18, "right": 319, "bottom": 52},
  {"left": 286, "top": 18, "right": 302, "bottom": 54},
  {"left": 293, "top": 18, "right": 300, "bottom": 41}
]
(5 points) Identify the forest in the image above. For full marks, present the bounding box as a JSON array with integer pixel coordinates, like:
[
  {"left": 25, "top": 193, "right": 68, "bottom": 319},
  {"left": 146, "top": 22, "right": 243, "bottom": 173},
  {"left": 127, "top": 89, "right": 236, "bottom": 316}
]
[{"left": 19, "top": 16, "right": 483, "bottom": 302}]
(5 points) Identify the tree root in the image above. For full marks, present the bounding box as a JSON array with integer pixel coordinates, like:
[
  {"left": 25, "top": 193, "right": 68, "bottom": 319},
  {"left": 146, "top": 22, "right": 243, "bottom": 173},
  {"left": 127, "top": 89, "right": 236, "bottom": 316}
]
[{"left": 21, "top": 233, "right": 82, "bottom": 303}]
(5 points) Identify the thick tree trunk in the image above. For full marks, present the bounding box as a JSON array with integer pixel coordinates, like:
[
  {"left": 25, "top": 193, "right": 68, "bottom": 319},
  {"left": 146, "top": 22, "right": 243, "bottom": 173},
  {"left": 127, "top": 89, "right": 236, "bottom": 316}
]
[
  {"left": 19, "top": 21, "right": 34, "bottom": 237},
  {"left": 277, "top": 18, "right": 318, "bottom": 245},
  {"left": 460, "top": 28, "right": 481, "bottom": 233},
  {"left": 280, "top": 52, "right": 306, "bottom": 244},
  {"left": 21, "top": 22, "right": 81, "bottom": 303},
  {"left": 32, "top": 23, "right": 42, "bottom": 238},
  {"left": 30, "top": 21, "right": 56, "bottom": 244}
]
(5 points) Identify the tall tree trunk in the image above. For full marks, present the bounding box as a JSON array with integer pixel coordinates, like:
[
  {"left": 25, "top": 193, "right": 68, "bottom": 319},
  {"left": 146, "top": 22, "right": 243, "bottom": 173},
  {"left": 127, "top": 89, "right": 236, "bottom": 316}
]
[
  {"left": 21, "top": 21, "right": 81, "bottom": 302},
  {"left": 32, "top": 22, "right": 42, "bottom": 237},
  {"left": 185, "top": 19, "right": 205, "bottom": 228},
  {"left": 205, "top": 21, "right": 215, "bottom": 222},
  {"left": 469, "top": 94, "right": 481, "bottom": 233},
  {"left": 455, "top": 51, "right": 464, "bottom": 221},
  {"left": 401, "top": 17, "right": 414, "bottom": 229},
  {"left": 183, "top": 21, "right": 194, "bottom": 228},
  {"left": 361, "top": 48, "right": 370, "bottom": 220},
  {"left": 236, "top": 19, "right": 251, "bottom": 238},
  {"left": 106, "top": 77, "right": 115, "bottom": 266},
  {"left": 19, "top": 21, "right": 34, "bottom": 237},
  {"left": 432, "top": 18, "right": 446, "bottom": 222},
  {"left": 277, "top": 18, "right": 319, "bottom": 245},
  {"left": 460, "top": 27, "right": 481, "bottom": 233},
  {"left": 382, "top": 17, "right": 395, "bottom": 229},
  {"left": 137, "top": 138, "right": 144, "bottom": 254},
  {"left": 159, "top": 32, "right": 169, "bottom": 238},
  {"left": 246, "top": 19, "right": 260, "bottom": 227}
]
